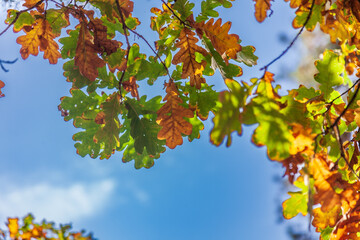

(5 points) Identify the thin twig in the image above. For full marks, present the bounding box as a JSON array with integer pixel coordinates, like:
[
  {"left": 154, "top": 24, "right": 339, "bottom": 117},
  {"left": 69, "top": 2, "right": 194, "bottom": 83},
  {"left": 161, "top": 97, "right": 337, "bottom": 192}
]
[
  {"left": 127, "top": 28, "right": 171, "bottom": 79},
  {"left": 115, "top": 0, "right": 131, "bottom": 98},
  {"left": 313, "top": 79, "right": 360, "bottom": 156},
  {"left": 328, "top": 79, "right": 360, "bottom": 105},
  {"left": 260, "top": 0, "right": 315, "bottom": 73},
  {"left": 334, "top": 124, "right": 360, "bottom": 180},
  {"left": 0, "top": 59, "right": 18, "bottom": 72},
  {"left": 160, "top": 0, "right": 192, "bottom": 28},
  {"left": 0, "top": 0, "right": 45, "bottom": 37},
  {"left": 329, "top": 80, "right": 360, "bottom": 130}
]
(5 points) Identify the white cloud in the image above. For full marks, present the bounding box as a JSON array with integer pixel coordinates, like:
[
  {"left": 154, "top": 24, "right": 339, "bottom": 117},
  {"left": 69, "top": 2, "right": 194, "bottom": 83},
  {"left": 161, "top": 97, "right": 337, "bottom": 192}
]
[{"left": 0, "top": 179, "right": 115, "bottom": 223}]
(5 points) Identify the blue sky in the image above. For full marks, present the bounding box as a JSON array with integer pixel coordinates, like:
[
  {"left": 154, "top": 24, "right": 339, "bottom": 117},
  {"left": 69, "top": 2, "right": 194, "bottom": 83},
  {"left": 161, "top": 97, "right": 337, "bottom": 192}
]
[{"left": 0, "top": 1, "right": 311, "bottom": 239}]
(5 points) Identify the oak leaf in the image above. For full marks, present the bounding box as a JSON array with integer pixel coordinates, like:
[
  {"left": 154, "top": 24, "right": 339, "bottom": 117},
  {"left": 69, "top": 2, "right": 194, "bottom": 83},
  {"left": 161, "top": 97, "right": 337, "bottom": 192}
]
[
  {"left": 199, "top": 18, "right": 241, "bottom": 63},
  {"left": 75, "top": 22, "right": 105, "bottom": 81},
  {"left": 16, "top": 19, "right": 61, "bottom": 64},
  {"left": 7, "top": 218, "right": 19, "bottom": 239},
  {"left": 157, "top": 82, "right": 193, "bottom": 149},
  {"left": 122, "top": 76, "right": 139, "bottom": 100},
  {"left": 253, "top": 0, "right": 272, "bottom": 23},
  {"left": 0, "top": 80, "right": 5, "bottom": 98},
  {"left": 89, "top": 18, "right": 120, "bottom": 55},
  {"left": 172, "top": 28, "right": 208, "bottom": 89},
  {"left": 312, "top": 206, "right": 341, "bottom": 232}
]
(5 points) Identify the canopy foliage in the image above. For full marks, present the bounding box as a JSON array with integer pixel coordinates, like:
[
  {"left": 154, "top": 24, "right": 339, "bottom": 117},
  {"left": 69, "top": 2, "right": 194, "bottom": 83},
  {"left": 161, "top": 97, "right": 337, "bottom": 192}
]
[{"left": 2, "top": 0, "right": 360, "bottom": 239}]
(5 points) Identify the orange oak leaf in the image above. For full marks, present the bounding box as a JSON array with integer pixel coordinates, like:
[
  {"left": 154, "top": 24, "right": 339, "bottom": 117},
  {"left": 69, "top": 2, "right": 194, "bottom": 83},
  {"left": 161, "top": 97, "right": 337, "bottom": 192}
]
[
  {"left": 284, "top": 0, "right": 303, "bottom": 8},
  {"left": 172, "top": 28, "right": 208, "bottom": 89},
  {"left": 331, "top": 204, "right": 360, "bottom": 240},
  {"left": 16, "top": 19, "right": 61, "bottom": 64},
  {"left": 122, "top": 76, "right": 139, "bottom": 100},
  {"left": 23, "top": 0, "right": 40, "bottom": 8},
  {"left": 157, "top": 81, "right": 193, "bottom": 149},
  {"left": 310, "top": 156, "right": 342, "bottom": 212},
  {"left": 354, "top": 100, "right": 360, "bottom": 127},
  {"left": 7, "top": 218, "right": 19, "bottom": 239},
  {"left": 74, "top": 22, "right": 105, "bottom": 81},
  {"left": 89, "top": 18, "right": 120, "bottom": 55},
  {"left": 253, "top": 0, "right": 272, "bottom": 22},
  {"left": 0, "top": 80, "right": 5, "bottom": 98},
  {"left": 199, "top": 18, "right": 241, "bottom": 63},
  {"left": 312, "top": 206, "right": 341, "bottom": 232},
  {"left": 289, "top": 123, "right": 316, "bottom": 156}
]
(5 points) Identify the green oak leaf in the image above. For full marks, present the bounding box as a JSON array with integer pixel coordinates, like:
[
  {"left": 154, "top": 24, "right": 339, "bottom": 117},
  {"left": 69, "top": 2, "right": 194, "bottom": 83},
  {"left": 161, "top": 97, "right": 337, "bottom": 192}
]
[
  {"left": 314, "top": 50, "right": 345, "bottom": 100},
  {"left": 173, "top": 0, "right": 194, "bottom": 21},
  {"left": 282, "top": 178, "right": 308, "bottom": 219},
  {"left": 235, "top": 45, "right": 258, "bottom": 67},
  {"left": 210, "top": 79, "right": 255, "bottom": 147},
  {"left": 6, "top": 10, "right": 34, "bottom": 32},
  {"left": 46, "top": 9, "right": 70, "bottom": 35}
]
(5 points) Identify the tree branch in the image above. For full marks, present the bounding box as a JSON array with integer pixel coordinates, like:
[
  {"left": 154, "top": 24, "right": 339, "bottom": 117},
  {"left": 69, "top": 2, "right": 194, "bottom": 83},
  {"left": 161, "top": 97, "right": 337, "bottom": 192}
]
[{"left": 260, "top": 0, "right": 315, "bottom": 73}]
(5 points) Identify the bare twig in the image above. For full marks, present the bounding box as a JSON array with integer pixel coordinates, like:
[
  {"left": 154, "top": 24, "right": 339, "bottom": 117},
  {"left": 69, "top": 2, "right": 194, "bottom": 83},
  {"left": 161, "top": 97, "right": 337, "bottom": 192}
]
[
  {"left": 333, "top": 124, "right": 360, "bottom": 180},
  {"left": 0, "top": 0, "right": 45, "bottom": 37},
  {"left": 127, "top": 28, "right": 171, "bottom": 79},
  {"left": 260, "top": 0, "right": 315, "bottom": 73},
  {"left": 329, "top": 80, "right": 360, "bottom": 130},
  {"left": 328, "top": 79, "right": 360, "bottom": 105},
  {"left": 115, "top": 0, "right": 131, "bottom": 98},
  {"left": 0, "top": 58, "right": 18, "bottom": 72}
]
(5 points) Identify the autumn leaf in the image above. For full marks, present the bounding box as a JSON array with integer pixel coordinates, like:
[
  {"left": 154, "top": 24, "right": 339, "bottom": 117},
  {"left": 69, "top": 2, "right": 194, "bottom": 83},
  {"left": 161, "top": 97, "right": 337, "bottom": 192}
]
[
  {"left": 0, "top": 80, "right": 5, "bottom": 98},
  {"left": 89, "top": 18, "right": 120, "bottom": 55},
  {"left": 16, "top": 18, "right": 61, "bottom": 64},
  {"left": 75, "top": 22, "right": 106, "bottom": 81},
  {"left": 157, "top": 81, "right": 193, "bottom": 149},
  {"left": 312, "top": 206, "right": 341, "bottom": 232},
  {"left": 253, "top": 0, "right": 273, "bottom": 23},
  {"left": 198, "top": 18, "right": 241, "bottom": 63},
  {"left": 172, "top": 28, "right": 208, "bottom": 89},
  {"left": 122, "top": 76, "right": 139, "bottom": 100},
  {"left": 7, "top": 218, "right": 19, "bottom": 239},
  {"left": 282, "top": 177, "right": 308, "bottom": 219}
]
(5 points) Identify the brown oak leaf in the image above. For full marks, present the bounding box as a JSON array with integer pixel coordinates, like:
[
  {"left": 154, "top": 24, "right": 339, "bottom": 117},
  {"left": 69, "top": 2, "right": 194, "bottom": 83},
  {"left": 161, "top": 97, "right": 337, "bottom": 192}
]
[
  {"left": 74, "top": 22, "right": 105, "bottom": 81},
  {"left": 89, "top": 18, "right": 120, "bottom": 55},
  {"left": 157, "top": 82, "right": 193, "bottom": 149},
  {"left": 172, "top": 28, "right": 208, "bottom": 89},
  {"left": 122, "top": 76, "right": 139, "bottom": 100}
]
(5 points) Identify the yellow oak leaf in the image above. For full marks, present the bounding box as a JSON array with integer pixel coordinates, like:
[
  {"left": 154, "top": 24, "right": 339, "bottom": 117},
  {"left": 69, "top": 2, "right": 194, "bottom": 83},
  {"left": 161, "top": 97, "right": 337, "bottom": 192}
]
[
  {"left": 75, "top": 22, "right": 105, "bottom": 81},
  {"left": 7, "top": 218, "right": 19, "bottom": 239},
  {"left": 172, "top": 28, "right": 208, "bottom": 89},
  {"left": 157, "top": 82, "right": 193, "bottom": 149},
  {"left": 16, "top": 19, "right": 61, "bottom": 64},
  {"left": 199, "top": 18, "right": 241, "bottom": 63},
  {"left": 16, "top": 19, "right": 42, "bottom": 60},
  {"left": 253, "top": 0, "right": 272, "bottom": 23}
]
